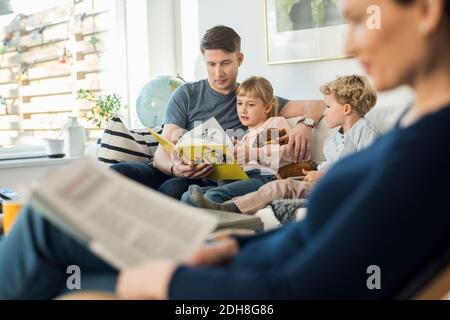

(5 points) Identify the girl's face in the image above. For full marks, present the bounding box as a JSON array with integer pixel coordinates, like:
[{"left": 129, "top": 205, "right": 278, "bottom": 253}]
[
  {"left": 237, "top": 92, "right": 272, "bottom": 128},
  {"left": 323, "top": 95, "right": 347, "bottom": 129},
  {"left": 344, "top": 0, "right": 428, "bottom": 91}
]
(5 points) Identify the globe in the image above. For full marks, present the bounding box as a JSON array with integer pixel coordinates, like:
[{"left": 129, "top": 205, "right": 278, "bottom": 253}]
[{"left": 136, "top": 75, "right": 184, "bottom": 128}]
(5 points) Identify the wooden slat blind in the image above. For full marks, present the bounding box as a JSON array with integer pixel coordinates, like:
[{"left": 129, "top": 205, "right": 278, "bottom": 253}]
[{"left": 0, "top": 0, "right": 112, "bottom": 146}]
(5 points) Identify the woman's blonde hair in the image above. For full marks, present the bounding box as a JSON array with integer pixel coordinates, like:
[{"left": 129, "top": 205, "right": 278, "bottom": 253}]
[
  {"left": 236, "top": 76, "right": 279, "bottom": 117},
  {"left": 320, "top": 75, "right": 377, "bottom": 117}
]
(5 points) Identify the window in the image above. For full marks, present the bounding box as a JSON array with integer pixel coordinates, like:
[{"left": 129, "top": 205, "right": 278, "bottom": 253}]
[{"left": 0, "top": 0, "right": 127, "bottom": 148}]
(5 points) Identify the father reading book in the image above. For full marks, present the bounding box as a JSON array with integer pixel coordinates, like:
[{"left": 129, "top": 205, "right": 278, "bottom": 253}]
[
  {"left": 148, "top": 117, "right": 249, "bottom": 181},
  {"left": 110, "top": 25, "right": 325, "bottom": 199}
]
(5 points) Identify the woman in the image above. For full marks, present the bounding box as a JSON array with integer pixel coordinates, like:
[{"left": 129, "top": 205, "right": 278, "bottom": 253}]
[
  {"left": 1, "top": 0, "right": 449, "bottom": 299},
  {"left": 117, "top": 0, "right": 450, "bottom": 299}
]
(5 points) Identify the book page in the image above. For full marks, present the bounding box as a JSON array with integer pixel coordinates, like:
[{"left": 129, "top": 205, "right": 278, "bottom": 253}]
[
  {"left": 176, "top": 117, "right": 235, "bottom": 154},
  {"left": 147, "top": 118, "right": 249, "bottom": 180},
  {"left": 30, "top": 157, "right": 218, "bottom": 269}
]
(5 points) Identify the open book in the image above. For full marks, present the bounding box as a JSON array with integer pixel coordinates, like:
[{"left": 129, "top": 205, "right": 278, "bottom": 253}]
[
  {"left": 148, "top": 118, "right": 249, "bottom": 180},
  {"left": 28, "top": 157, "right": 218, "bottom": 269}
]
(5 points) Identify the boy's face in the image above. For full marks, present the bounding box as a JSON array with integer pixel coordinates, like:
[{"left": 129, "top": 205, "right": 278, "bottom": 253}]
[
  {"left": 323, "top": 95, "right": 346, "bottom": 129},
  {"left": 203, "top": 49, "right": 243, "bottom": 95},
  {"left": 237, "top": 92, "right": 271, "bottom": 128}
]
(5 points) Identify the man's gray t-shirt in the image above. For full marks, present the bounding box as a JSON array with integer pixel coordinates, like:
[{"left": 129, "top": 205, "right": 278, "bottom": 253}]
[{"left": 164, "top": 79, "right": 288, "bottom": 132}]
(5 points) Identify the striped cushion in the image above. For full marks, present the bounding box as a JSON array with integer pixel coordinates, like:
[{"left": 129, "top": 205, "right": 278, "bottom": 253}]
[{"left": 97, "top": 117, "right": 162, "bottom": 164}]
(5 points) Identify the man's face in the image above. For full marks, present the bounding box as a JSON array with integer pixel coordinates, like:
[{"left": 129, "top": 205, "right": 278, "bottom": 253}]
[{"left": 203, "top": 49, "right": 243, "bottom": 95}]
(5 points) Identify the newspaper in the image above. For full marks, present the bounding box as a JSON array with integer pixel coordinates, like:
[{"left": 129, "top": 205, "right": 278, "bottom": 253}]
[{"left": 29, "top": 157, "right": 218, "bottom": 269}]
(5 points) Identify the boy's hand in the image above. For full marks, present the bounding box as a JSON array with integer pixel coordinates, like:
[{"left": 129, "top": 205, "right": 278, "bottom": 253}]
[{"left": 302, "top": 169, "right": 324, "bottom": 183}]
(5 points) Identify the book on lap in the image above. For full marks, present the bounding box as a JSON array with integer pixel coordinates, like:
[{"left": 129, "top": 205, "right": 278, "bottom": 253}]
[{"left": 148, "top": 117, "right": 249, "bottom": 180}]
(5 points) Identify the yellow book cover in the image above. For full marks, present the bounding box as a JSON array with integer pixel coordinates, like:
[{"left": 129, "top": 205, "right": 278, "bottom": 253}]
[{"left": 147, "top": 128, "right": 249, "bottom": 180}]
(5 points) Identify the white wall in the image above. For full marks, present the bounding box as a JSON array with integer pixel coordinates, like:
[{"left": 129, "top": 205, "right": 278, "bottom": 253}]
[
  {"left": 125, "top": 0, "right": 179, "bottom": 128},
  {"left": 192, "top": 0, "right": 414, "bottom": 106}
]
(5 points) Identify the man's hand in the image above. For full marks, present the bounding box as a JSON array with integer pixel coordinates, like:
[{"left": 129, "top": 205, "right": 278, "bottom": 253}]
[
  {"left": 171, "top": 152, "right": 214, "bottom": 179},
  {"left": 187, "top": 238, "right": 240, "bottom": 267},
  {"left": 302, "top": 169, "right": 325, "bottom": 183},
  {"left": 116, "top": 259, "right": 177, "bottom": 300},
  {"left": 286, "top": 124, "right": 313, "bottom": 162}
]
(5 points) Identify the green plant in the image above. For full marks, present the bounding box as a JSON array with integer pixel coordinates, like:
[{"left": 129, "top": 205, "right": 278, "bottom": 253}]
[
  {"left": 311, "top": 0, "right": 338, "bottom": 27},
  {"left": 77, "top": 89, "right": 128, "bottom": 128},
  {"left": 311, "top": 0, "right": 327, "bottom": 27}
]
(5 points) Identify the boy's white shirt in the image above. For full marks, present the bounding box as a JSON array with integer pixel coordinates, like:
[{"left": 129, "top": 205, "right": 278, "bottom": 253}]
[{"left": 318, "top": 117, "right": 381, "bottom": 172}]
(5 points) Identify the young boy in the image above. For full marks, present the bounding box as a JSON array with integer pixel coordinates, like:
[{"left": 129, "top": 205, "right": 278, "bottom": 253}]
[{"left": 189, "top": 75, "right": 380, "bottom": 214}]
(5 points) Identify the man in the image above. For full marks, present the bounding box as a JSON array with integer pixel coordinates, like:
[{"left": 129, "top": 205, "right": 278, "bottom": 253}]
[{"left": 111, "top": 25, "right": 325, "bottom": 199}]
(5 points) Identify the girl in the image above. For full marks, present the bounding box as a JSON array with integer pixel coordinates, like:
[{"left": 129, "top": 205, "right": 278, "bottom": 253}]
[{"left": 181, "top": 76, "right": 294, "bottom": 206}]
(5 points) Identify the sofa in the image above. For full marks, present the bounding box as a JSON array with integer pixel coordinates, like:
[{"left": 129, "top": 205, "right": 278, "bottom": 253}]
[
  {"left": 255, "top": 103, "right": 410, "bottom": 230},
  {"left": 97, "top": 104, "right": 410, "bottom": 231}
]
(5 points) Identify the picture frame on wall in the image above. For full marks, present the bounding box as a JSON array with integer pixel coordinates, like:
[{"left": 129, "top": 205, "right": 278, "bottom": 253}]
[{"left": 264, "top": 0, "right": 349, "bottom": 64}]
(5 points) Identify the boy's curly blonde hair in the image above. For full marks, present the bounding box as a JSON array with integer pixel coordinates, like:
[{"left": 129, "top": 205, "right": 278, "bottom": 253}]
[{"left": 320, "top": 75, "right": 377, "bottom": 117}]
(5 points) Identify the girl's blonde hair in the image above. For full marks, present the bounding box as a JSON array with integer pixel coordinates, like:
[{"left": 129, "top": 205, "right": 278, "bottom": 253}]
[
  {"left": 320, "top": 75, "right": 377, "bottom": 117},
  {"left": 236, "top": 76, "right": 279, "bottom": 117}
]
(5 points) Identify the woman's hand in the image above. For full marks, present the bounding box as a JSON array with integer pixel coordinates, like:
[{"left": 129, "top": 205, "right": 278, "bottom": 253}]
[
  {"left": 116, "top": 259, "right": 177, "bottom": 300},
  {"left": 187, "top": 237, "right": 240, "bottom": 267},
  {"left": 116, "top": 238, "right": 239, "bottom": 299}
]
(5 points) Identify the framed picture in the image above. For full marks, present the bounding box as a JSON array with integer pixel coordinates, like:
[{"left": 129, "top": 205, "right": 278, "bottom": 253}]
[{"left": 265, "top": 0, "right": 349, "bottom": 64}]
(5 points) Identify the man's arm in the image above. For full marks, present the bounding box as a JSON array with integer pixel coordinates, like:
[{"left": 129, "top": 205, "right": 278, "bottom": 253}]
[
  {"left": 153, "top": 124, "right": 184, "bottom": 175},
  {"left": 279, "top": 100, "right": 325, "bottom": 123},
  {"left": 280, "top": 100, "right": 326, "bottom": 162},
  {"left": 153, "top": 124, "right": 213, "bottom": 179}
]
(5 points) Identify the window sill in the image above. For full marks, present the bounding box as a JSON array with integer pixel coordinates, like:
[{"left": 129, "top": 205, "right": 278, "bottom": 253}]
[{"left": 0, "top": 157, "right": 76, "bottom": 170}]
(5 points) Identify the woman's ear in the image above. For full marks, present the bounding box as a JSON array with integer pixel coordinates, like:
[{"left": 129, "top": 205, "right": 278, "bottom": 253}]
[{"left": 416, "top": 0, "right": 446, "bottom": 35}]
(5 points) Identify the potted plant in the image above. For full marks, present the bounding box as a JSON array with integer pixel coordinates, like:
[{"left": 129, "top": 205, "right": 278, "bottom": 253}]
[{"left": 77, "top": 89, "right": 128, "bottom": 129}]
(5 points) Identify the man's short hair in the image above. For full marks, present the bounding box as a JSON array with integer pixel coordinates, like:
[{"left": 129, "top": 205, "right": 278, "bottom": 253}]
[
  {"left": 200, "top": 25, "right": 241, "bottom": 54},
  {"left": 320, "top": 75, "right": 377, "bottom": 117}
]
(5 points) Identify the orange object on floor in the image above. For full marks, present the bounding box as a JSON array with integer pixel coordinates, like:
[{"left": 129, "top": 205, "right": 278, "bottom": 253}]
[{"left": 2, "top": 201, "right": 22, "bottom": 234}]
